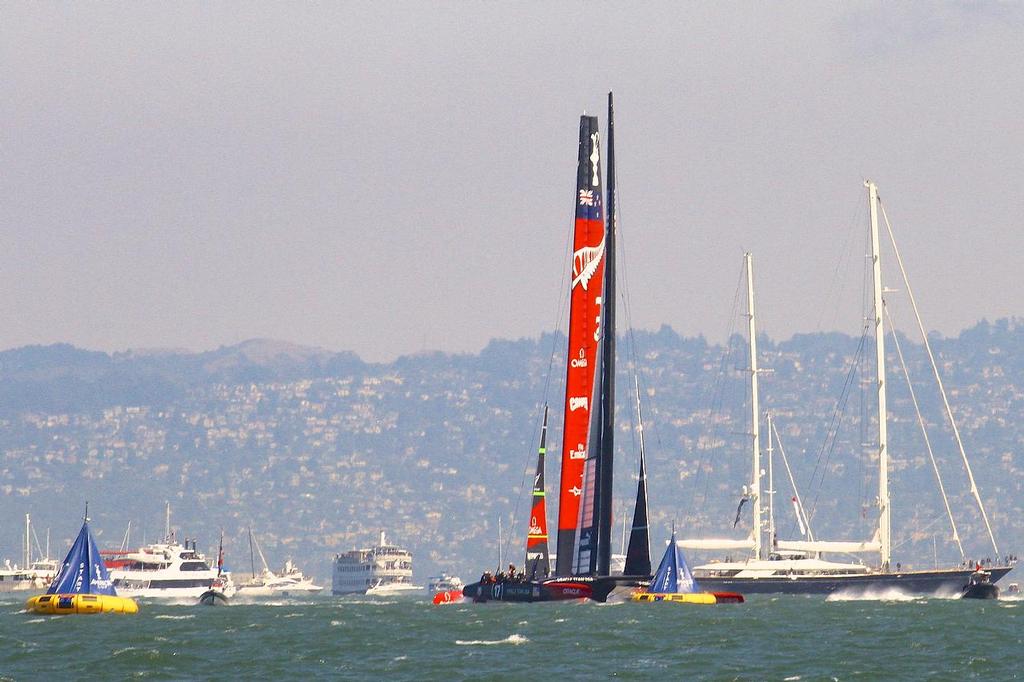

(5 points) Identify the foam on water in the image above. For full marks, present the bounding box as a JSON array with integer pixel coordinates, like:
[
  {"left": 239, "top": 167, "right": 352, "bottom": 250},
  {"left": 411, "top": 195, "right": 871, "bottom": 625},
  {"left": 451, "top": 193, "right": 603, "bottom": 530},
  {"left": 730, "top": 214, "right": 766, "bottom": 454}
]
[
  {"left": 455, "top": 634, "right": 529, "bottom": 646},
  {"left": 825, "top": 587, "right": 959, "bottom": 603},
  {"left": 154, "top": 614, "right": 195, "bottom": 620}
]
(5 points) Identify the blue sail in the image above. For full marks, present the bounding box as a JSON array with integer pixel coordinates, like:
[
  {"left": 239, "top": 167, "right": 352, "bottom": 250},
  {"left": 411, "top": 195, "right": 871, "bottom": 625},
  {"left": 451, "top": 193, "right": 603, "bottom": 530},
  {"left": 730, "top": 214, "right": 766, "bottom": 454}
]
[
  {"left": 649, "top": 531, "right": 699, "bottom": 594},
  {"left": 47, "top": 520, "right": 116, "bottom": 596}
]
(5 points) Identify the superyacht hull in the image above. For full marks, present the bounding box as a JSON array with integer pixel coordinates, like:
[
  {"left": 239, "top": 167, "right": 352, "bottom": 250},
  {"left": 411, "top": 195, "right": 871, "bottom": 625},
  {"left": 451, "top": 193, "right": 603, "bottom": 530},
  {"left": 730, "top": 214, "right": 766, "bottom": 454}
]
[{"left": 695, "top": 566, "right": 1014, "bottom": 596}]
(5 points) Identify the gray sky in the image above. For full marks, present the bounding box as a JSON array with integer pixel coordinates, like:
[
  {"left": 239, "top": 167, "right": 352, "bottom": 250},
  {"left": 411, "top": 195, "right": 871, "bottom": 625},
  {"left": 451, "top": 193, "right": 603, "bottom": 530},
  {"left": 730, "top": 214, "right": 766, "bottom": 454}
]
[{"left": 3, "top": 3, "right": 1022, "bottom": 362}]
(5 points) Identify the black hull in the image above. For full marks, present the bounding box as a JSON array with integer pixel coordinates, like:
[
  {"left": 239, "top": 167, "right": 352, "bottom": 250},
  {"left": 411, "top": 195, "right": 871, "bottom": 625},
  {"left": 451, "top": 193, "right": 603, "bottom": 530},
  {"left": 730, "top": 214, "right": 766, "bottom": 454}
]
[
  {"left": 198, "top": 589, "right": 229, "bottom": 606},
  {"left": 463, "top": 575, "right": 645, "bottom": 603},
  {"left": 961, "top": 583, "right": 999, "bottom": 600},
  {"left": 695, "top": 566, "right": 1014, "bottom": 596}
]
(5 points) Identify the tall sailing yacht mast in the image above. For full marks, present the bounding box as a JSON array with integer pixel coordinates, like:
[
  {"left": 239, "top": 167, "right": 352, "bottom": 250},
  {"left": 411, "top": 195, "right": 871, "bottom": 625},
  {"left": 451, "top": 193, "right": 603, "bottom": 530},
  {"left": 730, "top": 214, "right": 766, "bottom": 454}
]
[
  {"left": 866, "top": 180, "right": 891, "bottom": 571},
  {"left": 745, "top": 253, "right": 764, "bottom": 561}
]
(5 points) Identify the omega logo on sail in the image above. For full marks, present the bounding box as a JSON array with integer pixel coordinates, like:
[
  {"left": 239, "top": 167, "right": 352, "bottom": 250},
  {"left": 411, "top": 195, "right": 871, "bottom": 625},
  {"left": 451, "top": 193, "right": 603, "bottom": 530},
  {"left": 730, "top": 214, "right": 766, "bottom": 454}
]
[{"left": 569, "top": 397, "right": 588, "bottom": 412}]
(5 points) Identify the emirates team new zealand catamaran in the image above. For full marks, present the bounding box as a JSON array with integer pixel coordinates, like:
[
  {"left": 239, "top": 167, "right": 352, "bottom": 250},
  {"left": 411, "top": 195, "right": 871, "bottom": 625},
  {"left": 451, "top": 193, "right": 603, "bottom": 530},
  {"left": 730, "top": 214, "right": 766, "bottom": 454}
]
[{"left": 463, "top": 93, "right": 652, "bottom": 603}]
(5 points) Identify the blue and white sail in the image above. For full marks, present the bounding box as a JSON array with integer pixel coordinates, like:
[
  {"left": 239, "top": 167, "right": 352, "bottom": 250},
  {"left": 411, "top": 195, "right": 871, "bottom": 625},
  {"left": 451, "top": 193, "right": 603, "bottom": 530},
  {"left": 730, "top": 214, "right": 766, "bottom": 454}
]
[
  {"left": 649, "top": 530, "right": 698, "bottom": 594},
  {"left": 47, "top": 520, "right": 117, "bottom": 595}
]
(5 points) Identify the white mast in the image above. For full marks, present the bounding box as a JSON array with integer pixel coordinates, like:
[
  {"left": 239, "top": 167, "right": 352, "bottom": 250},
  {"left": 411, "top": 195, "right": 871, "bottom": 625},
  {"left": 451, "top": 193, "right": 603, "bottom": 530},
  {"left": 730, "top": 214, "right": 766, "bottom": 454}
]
[
  {"left": 24, "top": 513, "right": 30, "bottom": 569},
  {"left": 165, "top": 501, "right": 171, "bottom": 542},
  {"left": 745, "top": 253, "right": 763, "bottom": 560},
  {"left": 867, "top": 180, "right": 891, "bottom": 570},
  {"left": 766, "top": 412, "right": 775, "bottom": 553}
]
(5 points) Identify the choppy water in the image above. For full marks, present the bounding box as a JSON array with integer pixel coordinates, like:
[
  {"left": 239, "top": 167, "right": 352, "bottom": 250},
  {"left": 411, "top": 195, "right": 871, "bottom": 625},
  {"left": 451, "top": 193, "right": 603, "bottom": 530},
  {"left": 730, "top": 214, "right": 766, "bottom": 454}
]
[{"left": 2, "top": 590, "right": 1021, "bottom": 680}]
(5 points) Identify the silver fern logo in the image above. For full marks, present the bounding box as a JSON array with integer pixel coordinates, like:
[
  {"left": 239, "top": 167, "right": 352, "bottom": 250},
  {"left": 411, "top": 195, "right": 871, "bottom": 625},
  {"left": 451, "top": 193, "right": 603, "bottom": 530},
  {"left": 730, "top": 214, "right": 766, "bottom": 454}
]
[
  {"left": 590, "top": 132, "right": 601, "bottom": 186},
  {"left": 571, "top": 236, "right": 605, "bottom": 290}
]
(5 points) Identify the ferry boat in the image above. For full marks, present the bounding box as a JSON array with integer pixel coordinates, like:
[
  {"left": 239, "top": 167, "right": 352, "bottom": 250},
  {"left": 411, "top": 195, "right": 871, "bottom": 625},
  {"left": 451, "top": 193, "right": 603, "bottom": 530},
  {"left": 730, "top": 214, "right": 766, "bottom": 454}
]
[
  {"left": 332, "top": 532, "right": 421, "bottom": 595},
  {"left": 106, "top": 539, "right": 235, "bottom": 600}
]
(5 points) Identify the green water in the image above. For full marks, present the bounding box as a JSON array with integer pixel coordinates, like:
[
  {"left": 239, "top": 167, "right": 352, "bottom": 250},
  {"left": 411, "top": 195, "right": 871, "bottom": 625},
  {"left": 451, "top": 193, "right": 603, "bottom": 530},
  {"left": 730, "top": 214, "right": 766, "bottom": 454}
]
[{"left": 1, "top": 592, "right": 1021, "bottom": 680}]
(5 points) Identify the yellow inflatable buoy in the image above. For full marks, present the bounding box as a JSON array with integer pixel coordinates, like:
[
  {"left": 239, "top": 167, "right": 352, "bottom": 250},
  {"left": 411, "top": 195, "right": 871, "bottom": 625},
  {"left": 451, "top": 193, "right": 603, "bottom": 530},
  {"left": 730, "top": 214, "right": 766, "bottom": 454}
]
[
  {"left": 26, "top": 593, "right": 138, "bottom": 615},
  {"left": 631, "top": 591, "right": 718, "bottom": 604}
]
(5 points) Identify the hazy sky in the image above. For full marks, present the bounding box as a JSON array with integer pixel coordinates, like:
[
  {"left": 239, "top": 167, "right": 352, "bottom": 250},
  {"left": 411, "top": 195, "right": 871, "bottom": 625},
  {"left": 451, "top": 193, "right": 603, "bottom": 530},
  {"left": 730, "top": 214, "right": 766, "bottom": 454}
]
[{"left": 3, "top": 3, "right": 1022, "bottom": 361}]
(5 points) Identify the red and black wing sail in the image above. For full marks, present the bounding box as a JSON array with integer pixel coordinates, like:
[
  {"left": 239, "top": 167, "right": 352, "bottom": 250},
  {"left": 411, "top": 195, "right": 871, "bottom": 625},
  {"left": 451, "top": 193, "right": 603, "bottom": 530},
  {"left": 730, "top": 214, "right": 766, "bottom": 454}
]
[
  {"left": 525, "top": 405, "right": 551, "bottom": 579},
  {"left": 555, "top": 114, "right": 606, "bottom": 576}
]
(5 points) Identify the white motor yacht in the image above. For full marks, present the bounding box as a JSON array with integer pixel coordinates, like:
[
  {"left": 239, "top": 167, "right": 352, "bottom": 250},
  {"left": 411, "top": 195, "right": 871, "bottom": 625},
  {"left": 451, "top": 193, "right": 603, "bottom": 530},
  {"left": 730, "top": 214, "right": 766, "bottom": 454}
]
[{"left": 106, "top": 539, "right": 235, "bottom": 600}]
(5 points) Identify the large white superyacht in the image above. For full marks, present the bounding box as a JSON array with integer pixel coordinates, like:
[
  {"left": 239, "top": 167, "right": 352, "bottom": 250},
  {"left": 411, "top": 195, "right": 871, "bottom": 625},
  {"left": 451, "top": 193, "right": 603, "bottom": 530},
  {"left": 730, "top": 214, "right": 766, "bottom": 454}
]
[{"left": 332, "top": 531, "right": 421, "bottom": 595}]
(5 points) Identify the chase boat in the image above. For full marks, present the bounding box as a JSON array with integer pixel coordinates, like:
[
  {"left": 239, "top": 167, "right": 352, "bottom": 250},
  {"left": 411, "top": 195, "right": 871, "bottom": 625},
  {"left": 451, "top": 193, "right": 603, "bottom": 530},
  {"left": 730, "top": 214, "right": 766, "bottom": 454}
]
[{"left": 961, "top": 568, "right": 999, "bottom": 600}]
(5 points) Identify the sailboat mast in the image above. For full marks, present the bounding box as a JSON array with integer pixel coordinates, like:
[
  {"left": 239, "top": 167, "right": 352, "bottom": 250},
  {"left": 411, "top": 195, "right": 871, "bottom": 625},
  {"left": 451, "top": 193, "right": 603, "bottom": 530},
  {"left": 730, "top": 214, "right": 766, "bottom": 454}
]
[
  {"left": 867, "top": 180, "right": 891, "bottom": 570},
  {"left": 249, "top": 528, "right": 256, "bottom": 580},
  {"left": 24, "top": 513, "right": 30, "bottom": 569},
  {"left": 596, "top": 90, "right": 617, "bottom": 576},
  {"left": 745, "top": 253, "right": 763, "bottom": 560},
  {"left": 766, "top": 412, "right": 775, "bottom": 553}
]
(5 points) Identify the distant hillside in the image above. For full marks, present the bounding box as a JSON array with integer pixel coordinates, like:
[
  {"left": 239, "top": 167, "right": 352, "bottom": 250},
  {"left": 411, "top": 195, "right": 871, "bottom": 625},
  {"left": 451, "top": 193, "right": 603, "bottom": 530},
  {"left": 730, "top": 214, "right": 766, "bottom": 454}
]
[
  {"left": 0, "top": 319, "right": 1022, "bottom": 580},
  {"left": 0, "top": 339, "right": 365, "bottom": 414}
]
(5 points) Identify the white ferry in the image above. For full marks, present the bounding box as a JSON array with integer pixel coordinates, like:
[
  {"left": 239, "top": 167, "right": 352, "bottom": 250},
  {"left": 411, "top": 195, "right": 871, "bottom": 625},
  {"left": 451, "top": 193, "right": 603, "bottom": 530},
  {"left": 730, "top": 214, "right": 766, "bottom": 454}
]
[
  {"left": 332, "top": 531, "right": 421, "bottom": 595},
  {"left": 106, "top": 539, "right": 234, "bottom": 600}
]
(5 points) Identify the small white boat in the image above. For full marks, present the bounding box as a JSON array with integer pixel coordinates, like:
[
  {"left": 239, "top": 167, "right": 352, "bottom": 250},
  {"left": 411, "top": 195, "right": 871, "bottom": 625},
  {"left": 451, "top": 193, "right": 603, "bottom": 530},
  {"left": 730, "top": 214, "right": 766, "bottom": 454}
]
[
  {"left": 235, "top": 529, "right": 323, "bottom": 597},
  {"left": 365, "top": 578, "right": 424, "bottom": 596},
  {"left": 427, "top": 573, "right": 463, "bottom": 594}
]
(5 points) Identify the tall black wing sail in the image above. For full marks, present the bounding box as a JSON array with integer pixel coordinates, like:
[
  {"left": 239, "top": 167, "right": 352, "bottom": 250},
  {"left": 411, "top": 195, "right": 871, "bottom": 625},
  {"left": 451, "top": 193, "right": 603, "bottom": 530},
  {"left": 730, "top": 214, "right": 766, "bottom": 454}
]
[{"left": 595, "top": 90, "right": 618, "bottom": 576}]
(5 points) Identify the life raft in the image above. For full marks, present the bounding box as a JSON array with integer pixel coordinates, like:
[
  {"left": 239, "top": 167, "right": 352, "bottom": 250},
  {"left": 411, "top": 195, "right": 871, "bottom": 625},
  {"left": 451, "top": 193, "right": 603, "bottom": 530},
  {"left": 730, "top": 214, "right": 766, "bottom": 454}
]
[
  {"left": 26, "top": 593, "right": 139, "bottom": 615},
  {"left": 631, "top": 591, "right": 745, "bottom": 604}
]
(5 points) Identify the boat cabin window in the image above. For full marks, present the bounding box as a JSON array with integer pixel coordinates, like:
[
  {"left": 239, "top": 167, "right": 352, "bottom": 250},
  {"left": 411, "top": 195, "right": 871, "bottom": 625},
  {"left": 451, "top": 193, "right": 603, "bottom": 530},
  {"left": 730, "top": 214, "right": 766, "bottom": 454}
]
[{"left": 180, "top": 561, "right": 210, "bottom": 571}]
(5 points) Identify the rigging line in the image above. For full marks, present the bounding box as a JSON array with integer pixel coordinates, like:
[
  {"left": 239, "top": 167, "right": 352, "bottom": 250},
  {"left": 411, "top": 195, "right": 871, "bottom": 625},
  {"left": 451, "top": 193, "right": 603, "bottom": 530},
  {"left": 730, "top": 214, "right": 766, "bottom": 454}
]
[
  {"left": 771, "top": 418, "right": 816, "bottom": 542},
  {"left": 504, "top": 403, "right": 546, "bottom": 567},
  {"left": 804, "top": 329, "right": 868, "bottom": 522},
  {"left": 31, "top": 527, "right": 45, "bottom": 562},
  {"left": 508, "top": 168, "right": 582, "bottom": 566},
  {"left": 879, "top": 199, "right": 999, "bottom": 556},
  {"left": 885, "top": 305, "right": 965, "bottom": 559},
  {"left": 890, "top": 514, "right": 949, "bottom": 552},
  {"left": 682, "top": 259, "right": 745, "bottom": 532},
  {"left": 613, "top": 176, "right": 649, "bottom": 493},
  {"left": 815, "top": 192, "right": 867, "bottom": 332}
]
